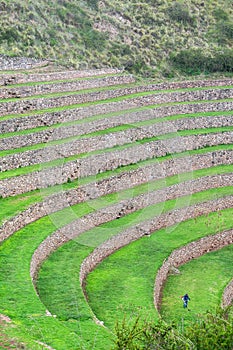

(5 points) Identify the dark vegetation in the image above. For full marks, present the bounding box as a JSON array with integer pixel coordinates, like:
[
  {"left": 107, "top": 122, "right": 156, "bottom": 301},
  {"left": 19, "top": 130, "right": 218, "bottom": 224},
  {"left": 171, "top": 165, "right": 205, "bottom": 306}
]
[
  {"left": 0, "top": 0, "right": 232, "bottom": 77},
  {"left": 113, "top": 306, "right": 233, "bottom": 349}
]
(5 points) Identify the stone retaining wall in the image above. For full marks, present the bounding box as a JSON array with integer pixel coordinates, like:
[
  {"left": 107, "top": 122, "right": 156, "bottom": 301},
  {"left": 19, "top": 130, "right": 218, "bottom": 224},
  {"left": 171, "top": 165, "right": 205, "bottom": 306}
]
[
  {"left": 0, "top": 55, "right": 47, "bottom": 71},
  {"left": 154, "top": 230, "right": 233, "bottom": 310},
  {"left": 1, "top": 150, "right": 232, "bottom": 242},
  {"left": 30, "top": 191, "right": 233, "bottom": 284},
  {"left": 0, "top": 127, "right": 232, "bottom": 172},
  {"left": 0, "top": 133, "right": 232, "bottom": 196},
  {"left": 1, "top": 114, "right": 232, "bottom": 151},
  {"left": 222, "top": 280, "right": 233, "bottom": 307},
  {"left": 0, "top": 68, "right": 122, "bottom": 86},
  {"left": 0, "top": 76, "right": 233, "bottom": 100},
  {"left": 1, "top": 98, "right": 233, "bottom": 135},
  {"left": 29, "top": 196, "right": 233, "bottom": 324},
  {"left": 0, "top": 75, "right": 135, "bottom": 99},
  {"left": 1, "top": 72, "right": 232, "bottom": 91},
  {"left": 78, "top": 196, "right": 233, "bottom": 284},
  {"left": 0, "top": 87, "right": 233, "bottom": 117},
  {"left": 76, "top": 198, "right": 233, "bottom": 320}
]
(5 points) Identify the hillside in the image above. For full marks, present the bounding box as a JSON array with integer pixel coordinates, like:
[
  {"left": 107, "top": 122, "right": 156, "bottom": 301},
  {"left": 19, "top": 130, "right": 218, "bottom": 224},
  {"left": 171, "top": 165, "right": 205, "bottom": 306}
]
[
  {"left": 0, "top": 58, "right": 232, "bottom": 349},
  {"left": 0, "top": 0, "right": 232, "bottom": 77}
]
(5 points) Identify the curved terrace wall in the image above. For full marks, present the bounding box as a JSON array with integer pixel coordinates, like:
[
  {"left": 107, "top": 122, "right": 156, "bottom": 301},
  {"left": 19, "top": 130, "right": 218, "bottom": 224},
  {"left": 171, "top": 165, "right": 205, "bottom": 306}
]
[
  {"left": 1, "top": 100, "right": 233, "bottom": 135},
  {"left": 0, "top": 87, "right": 233, "bottom": 116},
  {"left": 1, "top": 64, "right": 233, "bottom": 348},
  {"left": 1, "top": 114, "right": 232, "bottom": 151},
  {"left": 0, "top": 168, "right": 233, "bottom": 241},
  {"left": 0, "top": 135, "right": 232, "bottom": 197},
  {"left": 0, "top": 75, "right": 135, "bottom": 99},
  {"left": 0, "top": 128, "right": 232, "bottom": 172},
  {"left": 30, "top": 196, "right": 233, "bottom": 295},
  {"left": 154, "top": 230, "right": 233, "bottom": 311},
  {"left": 0, "top": 68, "right": 122, "bottom": 86},
  {"left": 0, "top": 151, "right": 232, "bottom": 242},
  {"left": 1, "top": 74, "right": 233, "bottom": 91}
]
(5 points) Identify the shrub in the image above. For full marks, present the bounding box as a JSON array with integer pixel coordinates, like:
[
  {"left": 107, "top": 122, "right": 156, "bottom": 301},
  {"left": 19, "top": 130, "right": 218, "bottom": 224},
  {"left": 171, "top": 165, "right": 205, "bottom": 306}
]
[
  {"left": 170, "top": 49, "right": 233, "bottom": 75},
  {"left": 167, "top": 2, "right": 195, "bottom": 26},
  {"left": 216, "top": 21, "right": 233, "bottom": 41},
  {"left": 213, "top": 8, "right": 229, "bottom": 21},
  {"left": 113, "top": 307, "right": 233, "bottom": 349}
]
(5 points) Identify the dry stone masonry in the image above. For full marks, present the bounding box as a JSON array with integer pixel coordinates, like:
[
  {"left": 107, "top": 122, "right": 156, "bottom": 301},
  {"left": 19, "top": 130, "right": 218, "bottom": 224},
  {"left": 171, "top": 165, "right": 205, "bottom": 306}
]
[
  {"left": 0, "top": 64, "right": 232, "bottom": 326},
  {"left": 154, "top": 229, "right": 233, "bottom": 310},
  {"left": 0, "top": 67, "right": 122, "bottom": 86},
  {"left": 0, "top": 134, "right": 232, "bottom": 197},
  {"left": 0, "top": 55, "right": 48, "bottom": 71},
  {"left": 1, "top": 169, "right": 232, "bottom": 244},
  {"left": 0, "top": 86, "right": 233, "bottom": 116},
  {"left": 222, "top": 280, "right": 233, "bottom": 307},
  {"left": 31, "top": 195, "right": 233, "bottom": 284},
  {"left": 0, "top": 114, "right": 232, "bottom": 151},
  {"left": 0, "top": 75, "right": 135, "bottom": 99},
  {"left": 1, "top": 99, "right": 233, "bottom": 137},
  {"left": 0, "top": 127, "right": 232, "bottom": 172}
]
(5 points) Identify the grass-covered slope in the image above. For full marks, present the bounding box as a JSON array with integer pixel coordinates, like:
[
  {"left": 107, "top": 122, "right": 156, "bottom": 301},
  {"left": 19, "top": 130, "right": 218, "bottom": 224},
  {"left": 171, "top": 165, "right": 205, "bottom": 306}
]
[
  {"left": 0, "top": 63, "right": 232, "bottom": 349},
  {"left": 0, "top": 0, "right": 232, "bottom": 77}
]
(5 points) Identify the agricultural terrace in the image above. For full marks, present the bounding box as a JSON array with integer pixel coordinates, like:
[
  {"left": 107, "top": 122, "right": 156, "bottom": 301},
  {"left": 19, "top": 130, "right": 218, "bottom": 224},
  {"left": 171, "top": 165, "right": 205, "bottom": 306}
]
[{"left": 0, "top": 59, "right": 232, "bottom": 349}]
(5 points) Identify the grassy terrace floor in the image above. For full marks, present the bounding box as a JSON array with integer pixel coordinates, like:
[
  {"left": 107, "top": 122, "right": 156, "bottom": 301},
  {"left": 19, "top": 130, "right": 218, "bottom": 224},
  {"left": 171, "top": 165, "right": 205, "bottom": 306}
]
[
  {"left": 37, "top": 202, "right": 232, "bottom": 329},
  {"left": 161, "top": 244, "right": 233, "bottom": 324},
  {"left": 0, "top": 132, "right": 232, "bottom": 182},
  {"left": 1, "top": 186, "right": 233, "bottom": 348},
  {"left": 0, "top": 108, "right": 232, "bottom": 142},
  {"left": 84, "top": 209, "right": 233, "bottom": 329},
  {"left": 0, "top": 113, "right": 232, "bottom": 156},
  {"left": 0, "top": 68, "right": 232, "bottom": 349}
]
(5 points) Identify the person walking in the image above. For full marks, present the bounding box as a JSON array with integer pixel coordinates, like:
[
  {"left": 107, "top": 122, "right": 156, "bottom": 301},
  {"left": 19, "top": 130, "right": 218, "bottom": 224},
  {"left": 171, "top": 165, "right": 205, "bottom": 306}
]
[{"left": 181, "top": 293, "right": 190, "bottom": 308}]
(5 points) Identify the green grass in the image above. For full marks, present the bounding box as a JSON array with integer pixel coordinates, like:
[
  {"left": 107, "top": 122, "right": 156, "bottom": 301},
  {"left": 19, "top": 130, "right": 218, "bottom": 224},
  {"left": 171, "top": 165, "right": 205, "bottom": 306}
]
[
  {"left": 85, "top": 208, "right": 233, "bottom": 329},
  {"left": 0, "top": 106, "right": 232, "bottom": 140},
  {"left": 1, "top": 159, "right": 233, "bottom": 228},
  {"left": 1, "top": 147, "right": 232, "bottom": 348},
  {"left": 0, "top": 209, "right": 111, "bottom": 349},
  {"left": 1, "top": 121, "right": 232, "bottom": 158},
  {"left": 0, "top": 130, "right": 232, "bottom": 181},
  {"left": 35, "top": 185, "right": 233, "bottom": 315},
  {"left": 1, "top": 56, "right": 233, "bottom": 348},
  {"left": 1, "top": 91, "right": 233, "bottom": 122},
  {"left": 1, "top": 82, "right": 233, "bottom": 103},
  {"left": 161, "top": 244, "right": 233, "bottom": 325},
  {"left": 0, "top": 197, "right": 230, "bottom": 348},
  {"left": 0, "top": 72, "right": 125, "bottom": 88}
]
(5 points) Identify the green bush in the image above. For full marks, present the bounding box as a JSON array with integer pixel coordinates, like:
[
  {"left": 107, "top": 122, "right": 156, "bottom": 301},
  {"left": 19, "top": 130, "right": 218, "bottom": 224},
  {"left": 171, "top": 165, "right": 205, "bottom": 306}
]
[
  {"left": 170, "top": 49, "right": 233, "bottom": 75},
  {"left": 167, "top": 2, "right": 195, "bottom": 26},
  {"left": 216, "top": 21, "right": 233, "bottom": 41},
  {"left": 0, "top": 27, "right": 20, "bottom": 43},
  {"left": 213, "top": 8, "right": 229, "bottom": 21},
  {"left": 113, "top": 307, "right": 233, "bottom": 349}
]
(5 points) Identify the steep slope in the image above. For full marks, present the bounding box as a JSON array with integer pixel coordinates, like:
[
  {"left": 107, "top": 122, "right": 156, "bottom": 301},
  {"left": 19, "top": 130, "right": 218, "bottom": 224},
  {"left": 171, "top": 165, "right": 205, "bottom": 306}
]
[
  {"left": 0, "top": 59, "right": 232, "bottom": 349},
  {"left": 0, "top": 0, "right": 232, "bottom": 77}
]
